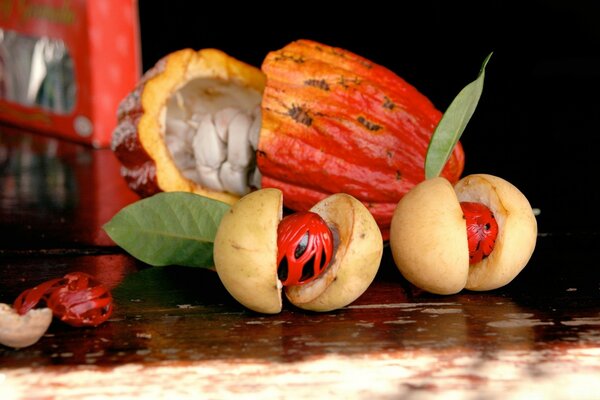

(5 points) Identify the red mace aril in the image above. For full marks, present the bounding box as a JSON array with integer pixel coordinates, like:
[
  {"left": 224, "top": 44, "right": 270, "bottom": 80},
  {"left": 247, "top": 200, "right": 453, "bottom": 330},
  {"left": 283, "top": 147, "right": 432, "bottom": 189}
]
[
  {"left": 276, "top": 211, "right": 334, "bottom": 286},
  {"left": 460, "top": 201, "right": 499, "bottom": 265},
  {"left": 13, "top": 272, "right": 114, "bottom": 327}
]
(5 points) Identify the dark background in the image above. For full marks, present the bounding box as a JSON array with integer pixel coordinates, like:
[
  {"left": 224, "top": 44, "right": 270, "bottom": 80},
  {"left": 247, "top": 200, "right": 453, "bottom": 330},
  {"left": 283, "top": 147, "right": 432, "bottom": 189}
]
[{"left": 138, "top": 0, "right": 600, "bottom": 234}]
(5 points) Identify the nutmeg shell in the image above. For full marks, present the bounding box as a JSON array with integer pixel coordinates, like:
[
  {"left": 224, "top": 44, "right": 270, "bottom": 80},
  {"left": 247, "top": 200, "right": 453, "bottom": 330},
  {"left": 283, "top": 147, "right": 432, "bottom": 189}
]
[
  {"left": 213, "top": 188, "right": 283, "bottom": 314},
  {"left": 389, "top": 177, "right": 469, "bottom": 295}
]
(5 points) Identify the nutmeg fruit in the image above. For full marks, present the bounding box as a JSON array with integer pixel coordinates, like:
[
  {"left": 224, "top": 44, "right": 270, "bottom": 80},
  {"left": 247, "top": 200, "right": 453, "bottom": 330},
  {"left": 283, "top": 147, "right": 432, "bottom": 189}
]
[
  {"left": 389, "top": 174, "right": 537, "bottom": 294},
  {"left": 213, "top": 188, "right": 383, "bottom": 313}
]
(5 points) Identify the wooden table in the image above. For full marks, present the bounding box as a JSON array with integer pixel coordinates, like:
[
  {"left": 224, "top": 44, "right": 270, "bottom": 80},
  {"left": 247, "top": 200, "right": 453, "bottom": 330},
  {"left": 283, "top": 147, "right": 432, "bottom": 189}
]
[{"left": 1, "top": 125, "right": 600, "bottom": 399}]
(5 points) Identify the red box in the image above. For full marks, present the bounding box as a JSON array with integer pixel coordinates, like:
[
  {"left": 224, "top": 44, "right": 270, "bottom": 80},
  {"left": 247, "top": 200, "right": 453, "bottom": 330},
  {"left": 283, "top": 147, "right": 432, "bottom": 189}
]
[{"left": 0, "top": 0, "right": 141, "bottom": 148}]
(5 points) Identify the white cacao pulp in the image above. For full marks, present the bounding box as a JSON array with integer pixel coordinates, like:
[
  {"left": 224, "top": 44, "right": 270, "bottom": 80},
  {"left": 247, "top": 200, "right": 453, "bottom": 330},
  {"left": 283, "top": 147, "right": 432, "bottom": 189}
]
[{"left": 165, "top": 78, "right": 263, "bottom": 196}]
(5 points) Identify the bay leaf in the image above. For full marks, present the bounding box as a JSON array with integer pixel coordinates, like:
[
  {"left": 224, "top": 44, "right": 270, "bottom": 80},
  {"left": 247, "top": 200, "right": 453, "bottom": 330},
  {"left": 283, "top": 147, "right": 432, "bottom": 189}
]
[
  {"left": 425, "top": 52, "right": 493, "bottom": 179},
  {"left": 103, "top": 192, "right": 230, "bottom": 268}
]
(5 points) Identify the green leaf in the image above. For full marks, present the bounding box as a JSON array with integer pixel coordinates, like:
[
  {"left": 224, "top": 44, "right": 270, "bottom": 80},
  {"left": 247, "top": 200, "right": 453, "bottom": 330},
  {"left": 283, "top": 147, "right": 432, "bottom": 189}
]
[
  {"left": 425, "top": 52, "right": 493, "bottom": 179},
  {"left": 103, "top": 192, "right": 230, "bottom": 268}
]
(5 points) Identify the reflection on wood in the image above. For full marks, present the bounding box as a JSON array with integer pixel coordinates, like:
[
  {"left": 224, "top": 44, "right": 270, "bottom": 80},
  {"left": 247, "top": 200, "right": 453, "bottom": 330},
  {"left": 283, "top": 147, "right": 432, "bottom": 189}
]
[
  {"left": 0, "top": 125, "right": 139, "bottom": 249},
  {"left": 1, "top": 126, "right": 600, "bottom": 398}
]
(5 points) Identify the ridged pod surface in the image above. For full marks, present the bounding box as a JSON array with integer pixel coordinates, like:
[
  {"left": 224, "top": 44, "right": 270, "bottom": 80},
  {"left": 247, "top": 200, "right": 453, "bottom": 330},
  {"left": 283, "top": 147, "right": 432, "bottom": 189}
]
[{"left": 258, "top": 40, "right": 465, "bottom": 238}]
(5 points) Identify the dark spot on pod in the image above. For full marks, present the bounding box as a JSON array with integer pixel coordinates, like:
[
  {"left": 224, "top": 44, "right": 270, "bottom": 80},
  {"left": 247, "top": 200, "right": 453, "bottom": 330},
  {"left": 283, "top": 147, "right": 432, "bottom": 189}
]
[
  {"left": 274, "top": 52, "right": 305, "bottom": 64},
  {"left": 304, "top": 79, "right": 330, "bottom": 91},
  {"left": 383, "top": 97, "right": 395, "bottom": 110},
  {"left": 360, "top": 60, "right": 373, "bottom": 69},
  {"left": 338, "top": 76, "right": 362, "bottom": 88},
  {"left": 256, "top": 150, "right": 267, "bottom": 161},
  {"left": 330, "top": 48, "right": 346, "bottom": 58},
  {"left": 357, "top": 116, "right": 382, "bottom": 131},
  {"left": 288, "top": 105, "right": 312, "bottom": 126}
]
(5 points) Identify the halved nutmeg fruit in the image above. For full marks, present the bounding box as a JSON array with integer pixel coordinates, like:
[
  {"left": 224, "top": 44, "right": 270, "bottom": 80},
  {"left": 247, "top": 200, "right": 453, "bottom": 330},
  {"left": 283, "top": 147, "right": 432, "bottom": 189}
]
[
  {"left": 213, "top": 188, "right": 383, "bottom": 313},
  {"left": 389, "top": 174, "right": 537, "bottom": 295},
  {"left": 112, "top": 48, "right": 265, "bottom": 204}
]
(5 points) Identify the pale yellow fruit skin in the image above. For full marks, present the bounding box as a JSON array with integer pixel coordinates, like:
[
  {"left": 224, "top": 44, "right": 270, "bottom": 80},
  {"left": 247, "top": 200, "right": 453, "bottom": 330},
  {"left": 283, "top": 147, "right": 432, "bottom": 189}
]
[
  {"left": 286, "top": 194, "right": 383, "bottom": 311},
  {"left": 213, "top": 188, "right": 283, "bottom": 314},
  {"left": 455, "top": 174, "right": 537, "bottom": 291},
  {"left": 389, "top": 177, "right": 469, "bottom": 295}
]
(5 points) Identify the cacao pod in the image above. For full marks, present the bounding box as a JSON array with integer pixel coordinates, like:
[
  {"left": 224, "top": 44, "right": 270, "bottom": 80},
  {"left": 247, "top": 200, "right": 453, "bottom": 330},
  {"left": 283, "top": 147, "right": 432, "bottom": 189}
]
[
  {"left": 258, "top": 40, "right": 464, "bottom": 238},
  {"left": 112, "top": 48, "right": 265, "bottom": 204}
]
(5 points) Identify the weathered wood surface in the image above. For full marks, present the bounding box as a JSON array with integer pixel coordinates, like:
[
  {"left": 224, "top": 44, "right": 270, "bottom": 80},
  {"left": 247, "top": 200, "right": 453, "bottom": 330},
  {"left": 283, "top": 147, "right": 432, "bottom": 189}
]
[{"left": 1, "top": 127, "right": 600, "bottom": 399}]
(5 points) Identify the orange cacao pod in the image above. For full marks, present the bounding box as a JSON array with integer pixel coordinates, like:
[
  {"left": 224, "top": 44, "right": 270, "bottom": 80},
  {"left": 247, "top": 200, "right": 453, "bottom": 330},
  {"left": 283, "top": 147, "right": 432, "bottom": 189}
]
[{"left": 257, "top": 40, "right": 464, "bottom": 238}]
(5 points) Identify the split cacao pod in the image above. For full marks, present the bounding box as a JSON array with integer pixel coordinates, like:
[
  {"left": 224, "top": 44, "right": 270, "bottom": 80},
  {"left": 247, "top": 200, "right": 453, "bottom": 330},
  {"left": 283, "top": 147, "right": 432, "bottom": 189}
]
[
  {"left": 257, "top": 40, "right": 464, "bottom": 238},
  {"left": 112, "top": 48, "right": 265, "bottom": 204}
]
